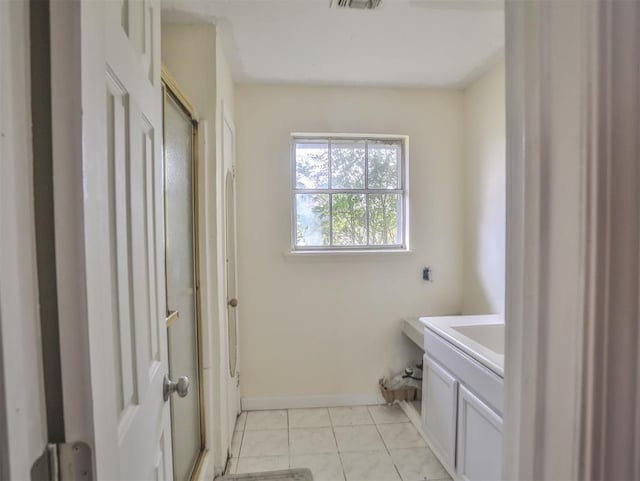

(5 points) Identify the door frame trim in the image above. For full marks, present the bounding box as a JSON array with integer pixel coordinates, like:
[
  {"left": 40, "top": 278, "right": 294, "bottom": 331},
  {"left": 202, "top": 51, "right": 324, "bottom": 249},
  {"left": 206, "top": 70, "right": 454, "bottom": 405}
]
[
  {"left": 49, "top": 0, "right": 95, "bottom": 461},
  {"left": 0, "top": 0, "right": 49, "bottom": 478},
  {"left": 504, "top": 0, "right": 640, "bottom": 479}
]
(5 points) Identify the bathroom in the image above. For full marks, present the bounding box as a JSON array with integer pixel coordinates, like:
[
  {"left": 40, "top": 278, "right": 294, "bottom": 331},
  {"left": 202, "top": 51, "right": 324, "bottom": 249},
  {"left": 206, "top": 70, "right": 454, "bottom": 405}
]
[
  {"left": 161, "top": 0, "right": 505, "bottom": 479},
  {"left": 7, "top": 0, "right": 640, "bottom": 480}
]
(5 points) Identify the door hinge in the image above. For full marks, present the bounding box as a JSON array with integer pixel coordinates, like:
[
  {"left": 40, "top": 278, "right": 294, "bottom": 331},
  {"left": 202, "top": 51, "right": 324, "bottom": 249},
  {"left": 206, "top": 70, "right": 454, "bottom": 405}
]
[
  {"left": 237, "top": 371, "right": 240, "bottom": 388},
  {"left": 32, "top": 442, "right": 93, "bottom": 481}
]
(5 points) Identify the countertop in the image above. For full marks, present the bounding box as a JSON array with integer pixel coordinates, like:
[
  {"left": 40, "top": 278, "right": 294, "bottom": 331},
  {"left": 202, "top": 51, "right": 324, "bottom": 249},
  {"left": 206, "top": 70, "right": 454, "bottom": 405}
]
[
  {"left": 419, "top": 315, "right": 504, "bottom": 377},
  {"left": 401, "top": 317, "right": 427, "bottom": 350}
]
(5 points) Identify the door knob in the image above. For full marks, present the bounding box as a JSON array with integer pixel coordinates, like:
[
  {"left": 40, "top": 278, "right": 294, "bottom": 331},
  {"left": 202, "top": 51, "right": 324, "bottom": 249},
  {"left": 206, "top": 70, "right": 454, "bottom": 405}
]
[
  {"left": 228, "top": 298, "right": 238, "bottom": 308},
  {"left": 163, "top": 375, "right": 190, "bottom": 402}
]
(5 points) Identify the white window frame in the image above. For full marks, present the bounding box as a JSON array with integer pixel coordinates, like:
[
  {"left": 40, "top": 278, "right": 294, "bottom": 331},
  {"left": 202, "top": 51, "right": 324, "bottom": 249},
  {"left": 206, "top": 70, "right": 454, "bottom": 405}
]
[{"left": 290, "top": 133, "right": 410, "bottom": 253}]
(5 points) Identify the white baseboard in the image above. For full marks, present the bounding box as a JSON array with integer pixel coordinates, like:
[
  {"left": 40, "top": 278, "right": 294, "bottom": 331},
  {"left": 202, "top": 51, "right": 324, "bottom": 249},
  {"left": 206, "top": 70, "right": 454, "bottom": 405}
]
[
  {"left": 398, "top": 400, "right": 424, "bottom": 435},
  {"left": 241, "top": 392, "right": 385, "bottom": 411}
]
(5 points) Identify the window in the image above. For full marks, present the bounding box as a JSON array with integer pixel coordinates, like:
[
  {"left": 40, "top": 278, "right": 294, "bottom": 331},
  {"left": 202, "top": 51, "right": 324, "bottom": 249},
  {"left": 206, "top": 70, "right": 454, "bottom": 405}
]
[{"left": 292, "top": 135, "right": 408, "bottom": 251}]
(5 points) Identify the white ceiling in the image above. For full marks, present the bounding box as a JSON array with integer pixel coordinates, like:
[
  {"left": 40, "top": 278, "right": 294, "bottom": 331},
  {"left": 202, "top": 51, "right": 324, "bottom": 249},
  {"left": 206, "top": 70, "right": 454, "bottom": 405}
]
[{"left": 161, "top": 0, "right": 504, "bottom": 88}]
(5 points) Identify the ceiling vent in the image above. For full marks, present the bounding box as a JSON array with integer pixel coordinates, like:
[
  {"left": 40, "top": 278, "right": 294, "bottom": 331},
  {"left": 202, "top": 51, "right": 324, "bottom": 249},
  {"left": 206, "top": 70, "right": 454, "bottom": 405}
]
[{"left": 330, "top": 0, "right": 382, "bottom": 9}]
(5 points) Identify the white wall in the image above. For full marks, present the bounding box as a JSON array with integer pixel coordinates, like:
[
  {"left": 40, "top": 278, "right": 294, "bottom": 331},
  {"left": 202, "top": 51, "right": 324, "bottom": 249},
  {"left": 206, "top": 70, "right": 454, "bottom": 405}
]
[
  {"left": 235, "top": 85, "right": 465, "bottom": 404},
  {"left": 162, "top": 24, "right": 235, "bottom": 477},
  {"left": 461, "top": 62, "right": 506, "bottom": 315}
]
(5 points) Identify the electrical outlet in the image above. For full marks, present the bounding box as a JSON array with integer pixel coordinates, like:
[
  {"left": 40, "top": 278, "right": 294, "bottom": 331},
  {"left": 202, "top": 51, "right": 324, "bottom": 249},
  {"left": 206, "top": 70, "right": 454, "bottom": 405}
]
[{"left": 422, "top": 267, "right": 432, "bottom": 281}]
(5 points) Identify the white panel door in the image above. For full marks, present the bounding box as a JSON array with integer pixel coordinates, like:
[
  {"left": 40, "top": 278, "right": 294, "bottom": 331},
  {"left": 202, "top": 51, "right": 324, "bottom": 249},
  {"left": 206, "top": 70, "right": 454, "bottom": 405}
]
[
  {"left": 51, "top": 1, "right": 171, "bottom": 479},
  {"left": 422, "top": 355, "right": 458, "bottom": 469},
  {"left": 222, "top": 104, "right": 240, "bottom": 436},
  {"left": 456, "top": 385, "right": 503, "bottom": 481}
]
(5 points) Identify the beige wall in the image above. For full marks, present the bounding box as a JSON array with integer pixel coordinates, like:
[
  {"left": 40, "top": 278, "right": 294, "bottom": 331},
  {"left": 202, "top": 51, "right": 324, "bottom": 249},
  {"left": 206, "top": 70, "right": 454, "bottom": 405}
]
[
  {"left": 235, "top": 85, "right": 465, "bottom": 403},
  {"left": 461, "top": 61, "right": 506, "bottom": 315}
]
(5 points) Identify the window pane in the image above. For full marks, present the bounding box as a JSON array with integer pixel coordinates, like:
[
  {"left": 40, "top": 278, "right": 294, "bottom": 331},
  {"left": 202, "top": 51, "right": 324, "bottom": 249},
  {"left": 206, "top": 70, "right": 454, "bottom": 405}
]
[
  {"left": 369, "top": 194, "right": 401, "bottom": 245},
  {"left": 296, "top": 194, "right": 330, "bottom": 247},
  {"left": 331, "top": 140, "right": 365, "bottom": 189},
  {"left": 296, "top": 142, "right": 329, "bottom": 189},
  {"left": 368, "top": 141, "right": 401, "bottom": 189},
  {"left": 332, "top": 193, "right": 366, "bottom": 246}
]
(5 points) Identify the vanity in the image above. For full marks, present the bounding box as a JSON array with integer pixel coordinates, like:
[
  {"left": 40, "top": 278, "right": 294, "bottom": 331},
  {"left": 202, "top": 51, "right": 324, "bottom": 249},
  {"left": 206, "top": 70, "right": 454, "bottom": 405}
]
[{"left": 409, "top": 315, "right": 504, "bottom": 481}]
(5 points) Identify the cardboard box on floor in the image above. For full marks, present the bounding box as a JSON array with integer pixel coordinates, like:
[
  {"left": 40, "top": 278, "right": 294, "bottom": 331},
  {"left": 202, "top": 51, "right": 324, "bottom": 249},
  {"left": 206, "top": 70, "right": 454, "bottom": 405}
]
[{"left": 379, "top": 378, "right": 417, "bottom": 404}]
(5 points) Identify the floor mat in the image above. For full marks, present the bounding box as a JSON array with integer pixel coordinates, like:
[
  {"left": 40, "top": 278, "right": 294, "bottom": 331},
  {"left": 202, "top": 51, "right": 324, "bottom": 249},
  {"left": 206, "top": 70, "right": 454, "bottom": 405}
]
[{"left": 219, "top": 468, "right": 313, "bottom": 481}]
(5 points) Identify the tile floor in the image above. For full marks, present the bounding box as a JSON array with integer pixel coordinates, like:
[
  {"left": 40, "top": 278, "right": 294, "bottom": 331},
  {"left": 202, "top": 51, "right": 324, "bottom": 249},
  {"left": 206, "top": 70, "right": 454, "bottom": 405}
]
[{"left": 228, "top": 405, "right": 451, "bottom": 481}]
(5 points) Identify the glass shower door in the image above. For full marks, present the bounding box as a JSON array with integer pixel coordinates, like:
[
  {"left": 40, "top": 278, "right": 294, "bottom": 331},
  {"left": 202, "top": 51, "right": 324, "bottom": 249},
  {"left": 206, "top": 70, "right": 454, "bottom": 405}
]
[{"left": 164, "top": 87, "right": 203, "bottom": 481}]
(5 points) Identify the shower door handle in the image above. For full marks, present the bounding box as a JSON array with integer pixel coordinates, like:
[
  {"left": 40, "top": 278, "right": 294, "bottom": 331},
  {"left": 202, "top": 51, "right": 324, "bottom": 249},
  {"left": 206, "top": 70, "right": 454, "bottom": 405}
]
[{"left": 163, "top": 375, "right": 190, "bottom": 402}]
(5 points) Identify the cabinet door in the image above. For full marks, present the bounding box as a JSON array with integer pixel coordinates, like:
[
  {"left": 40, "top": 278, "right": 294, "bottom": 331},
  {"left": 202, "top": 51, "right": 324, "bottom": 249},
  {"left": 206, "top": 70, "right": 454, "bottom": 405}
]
[
  {"left": 422, "top": 355, "right": 458, "bottom": 468},
  {"left": 456, "top": 385, "right": 503, "bottom": 481}
]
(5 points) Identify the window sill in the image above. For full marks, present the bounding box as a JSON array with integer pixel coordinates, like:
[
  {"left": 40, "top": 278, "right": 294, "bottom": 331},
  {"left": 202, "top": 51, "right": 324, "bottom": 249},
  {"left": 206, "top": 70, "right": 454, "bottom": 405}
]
[{"left": 283, "top": 249, "right": 414, "bottom": 260}]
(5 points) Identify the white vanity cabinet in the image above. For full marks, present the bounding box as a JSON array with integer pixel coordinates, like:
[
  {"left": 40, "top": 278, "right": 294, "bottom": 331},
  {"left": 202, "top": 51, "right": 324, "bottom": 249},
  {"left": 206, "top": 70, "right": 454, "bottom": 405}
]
[
  {"left": 422, "top": 356, "right": 458, "bottom": 469},
  {"left": 421, "top": 327, "right": 504, "bottom": 481},
  {"left": 456, "top": 385, "right": 503, "bottom": 481}
]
